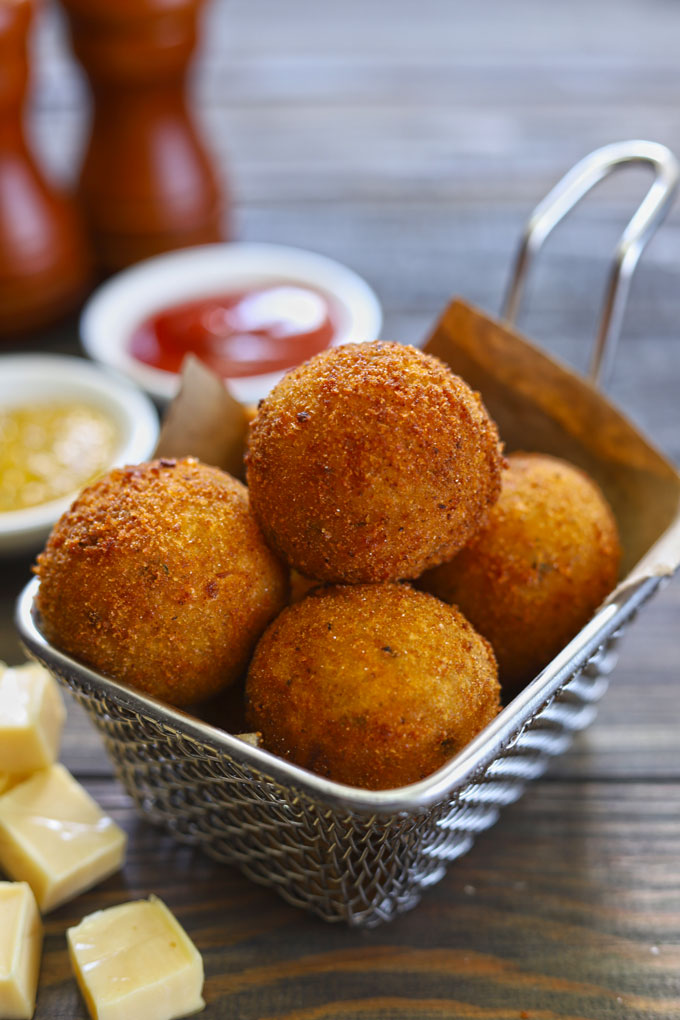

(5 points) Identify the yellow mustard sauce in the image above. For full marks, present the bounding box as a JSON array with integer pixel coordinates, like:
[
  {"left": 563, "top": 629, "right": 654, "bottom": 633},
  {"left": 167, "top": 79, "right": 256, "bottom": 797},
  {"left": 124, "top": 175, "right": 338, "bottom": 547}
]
[{"left": 0, "top": 403, "right": 118, "bottom": 513}]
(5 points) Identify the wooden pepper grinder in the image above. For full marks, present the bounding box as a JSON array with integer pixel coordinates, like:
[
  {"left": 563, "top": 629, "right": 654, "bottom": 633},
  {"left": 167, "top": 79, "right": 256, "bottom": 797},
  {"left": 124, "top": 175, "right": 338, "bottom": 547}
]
[
  {"left": 0, "top": 0, "right": 90, "bottom": 337},
  {"left": 60, "top": 0, "right": 226, "bottom": 274}
]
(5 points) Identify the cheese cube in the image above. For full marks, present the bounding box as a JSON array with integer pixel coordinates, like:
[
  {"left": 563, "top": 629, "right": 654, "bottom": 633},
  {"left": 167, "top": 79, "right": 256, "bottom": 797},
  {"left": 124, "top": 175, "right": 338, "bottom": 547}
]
[
  {"left": 0, "top": 764, "right": 126, "bottom": 913},
  {"left": 0, "top": 663, "right": 66, "bottom": 774},
  {"left": 68, "top": 896, "right": 205, "bottom": 1020},
  {"left": 0, "top": 774, "right": 30, "bottom": 797},
  {"left": 0, "top": 882, "right": 43, "bottom": 1020}
]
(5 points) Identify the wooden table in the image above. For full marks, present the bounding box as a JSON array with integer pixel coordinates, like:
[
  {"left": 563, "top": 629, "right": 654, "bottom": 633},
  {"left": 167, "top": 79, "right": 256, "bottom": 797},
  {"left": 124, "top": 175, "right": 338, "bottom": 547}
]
[{"left": 2, "top": 1, "right": 680, "bottom": 1016}]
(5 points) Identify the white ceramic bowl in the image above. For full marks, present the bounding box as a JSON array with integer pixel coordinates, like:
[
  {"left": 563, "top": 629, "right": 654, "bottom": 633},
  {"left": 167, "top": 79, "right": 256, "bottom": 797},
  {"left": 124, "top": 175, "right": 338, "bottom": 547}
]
[
  {"left": 0, "top": 355, "right": 159, "bottom": 556},
  {"left": 80, "top": 242, "right": 383, "bottom": 405}
]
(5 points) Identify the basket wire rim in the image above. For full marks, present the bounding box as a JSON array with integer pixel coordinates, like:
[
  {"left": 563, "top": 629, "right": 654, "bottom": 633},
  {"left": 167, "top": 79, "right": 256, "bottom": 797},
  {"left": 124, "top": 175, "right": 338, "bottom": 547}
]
[{"left": 15, "top": 573, "right": 659, "bottom": 816}]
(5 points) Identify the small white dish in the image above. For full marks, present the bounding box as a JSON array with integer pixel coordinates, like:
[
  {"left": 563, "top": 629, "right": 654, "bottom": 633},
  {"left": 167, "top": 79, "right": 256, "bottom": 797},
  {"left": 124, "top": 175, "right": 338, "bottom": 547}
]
[
  {"left": 80, "top": 242, "right": 383, "bottom": 405},
  {"left": 0, "top": 355, "right": 159, "bottom": 556}
]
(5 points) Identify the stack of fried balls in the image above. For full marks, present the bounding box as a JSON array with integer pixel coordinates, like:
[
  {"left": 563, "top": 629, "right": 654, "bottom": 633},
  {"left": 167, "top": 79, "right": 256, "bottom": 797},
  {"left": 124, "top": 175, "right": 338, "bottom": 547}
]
[{"left": 36, "top": 341, "right": 621, "bottom": 790}]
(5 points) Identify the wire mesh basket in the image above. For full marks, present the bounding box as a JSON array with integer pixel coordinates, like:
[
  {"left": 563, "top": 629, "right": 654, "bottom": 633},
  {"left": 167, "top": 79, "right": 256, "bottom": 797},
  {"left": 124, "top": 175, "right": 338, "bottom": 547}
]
[{"left": 16, "top": 141, "right": 680, "bottom": 928}]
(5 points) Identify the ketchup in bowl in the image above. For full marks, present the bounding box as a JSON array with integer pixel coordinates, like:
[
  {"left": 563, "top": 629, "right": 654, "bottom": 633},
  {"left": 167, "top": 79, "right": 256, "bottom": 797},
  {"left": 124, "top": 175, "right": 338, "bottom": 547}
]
[{"left": 129, "top": 283, "right": 338, "bottom": 379}]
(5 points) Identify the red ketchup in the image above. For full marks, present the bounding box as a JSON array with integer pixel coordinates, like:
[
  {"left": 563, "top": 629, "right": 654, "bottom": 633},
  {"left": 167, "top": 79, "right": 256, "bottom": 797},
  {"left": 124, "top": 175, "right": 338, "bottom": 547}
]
[{"left": 129, "top": 282, "right": 338, "bottom": 378}]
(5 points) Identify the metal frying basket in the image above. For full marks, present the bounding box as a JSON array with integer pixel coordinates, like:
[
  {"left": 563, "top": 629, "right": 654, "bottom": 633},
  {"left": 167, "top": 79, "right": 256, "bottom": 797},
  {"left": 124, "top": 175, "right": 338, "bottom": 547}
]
[{"left": 16, "top": 141, "right": 680, "bottom": 928}]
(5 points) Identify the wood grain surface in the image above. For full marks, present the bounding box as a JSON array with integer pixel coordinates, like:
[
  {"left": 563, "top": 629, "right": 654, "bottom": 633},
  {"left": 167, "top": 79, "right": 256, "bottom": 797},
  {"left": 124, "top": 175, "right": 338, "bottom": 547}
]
[{"left": 2, "top": 1, "right": 680, "bottom": 1017}]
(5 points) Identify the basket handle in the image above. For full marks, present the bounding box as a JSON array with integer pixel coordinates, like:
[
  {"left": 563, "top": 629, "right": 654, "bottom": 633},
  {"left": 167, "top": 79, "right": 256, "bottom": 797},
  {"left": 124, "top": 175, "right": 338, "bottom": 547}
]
[{"left": 501, "top": 140, "right": 679, "bottom": 386}]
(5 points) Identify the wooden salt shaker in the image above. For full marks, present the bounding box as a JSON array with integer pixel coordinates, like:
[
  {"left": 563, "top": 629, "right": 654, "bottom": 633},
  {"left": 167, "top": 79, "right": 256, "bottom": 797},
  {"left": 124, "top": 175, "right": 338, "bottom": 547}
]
[
  {"left": 0, "top": 0, "right": 90, "bottom": 337},
  {"left": 60, "top": 0, "right": 225, "bottom": 274}
]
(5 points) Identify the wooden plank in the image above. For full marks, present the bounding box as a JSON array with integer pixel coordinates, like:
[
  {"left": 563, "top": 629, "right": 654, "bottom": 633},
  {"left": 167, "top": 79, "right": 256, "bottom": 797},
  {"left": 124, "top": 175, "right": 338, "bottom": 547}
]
[
  {"left": 28, "top": 100, "right": 680, "bottom": 205},
  {"left": 30, "top": 778, "right": 680, "bottom": 1020},
  {"left": 32, "top": 51, "right": 680, "bottom": 112},
  {"left": 32, "top": 0, "right": 680, "bottom": 74}
]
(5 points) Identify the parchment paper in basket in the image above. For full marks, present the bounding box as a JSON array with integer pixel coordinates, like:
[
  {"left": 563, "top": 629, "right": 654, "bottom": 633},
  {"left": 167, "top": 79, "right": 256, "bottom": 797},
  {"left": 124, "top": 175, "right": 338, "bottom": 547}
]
[
  {"left": 154, "top": 354, "right": 250, "bottom": 479},
  {"left": 425, "top": 140, "right": 680, "bottom": 592}
]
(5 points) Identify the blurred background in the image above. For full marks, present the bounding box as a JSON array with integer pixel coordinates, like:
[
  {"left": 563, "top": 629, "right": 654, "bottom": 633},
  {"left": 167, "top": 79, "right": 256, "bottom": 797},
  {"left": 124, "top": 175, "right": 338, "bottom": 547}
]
[{"left": 20, "top": 0, "right": 679, "bottom": 452}]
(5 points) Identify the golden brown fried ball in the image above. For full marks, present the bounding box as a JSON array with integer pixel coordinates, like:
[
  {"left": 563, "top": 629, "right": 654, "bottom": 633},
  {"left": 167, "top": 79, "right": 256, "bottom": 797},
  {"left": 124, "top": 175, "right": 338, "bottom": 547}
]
[
  {"left": 245, "top": 583, "right": 500, "bottom": 790},
  {"left": 36, "top": 458, "right": 288, "bottom": 707},
  {"left": 246, "top": 342, "right": 503, "bottom": 583},
  {"left": 419, "top": 452, "right": 621, "bottom": 697}
]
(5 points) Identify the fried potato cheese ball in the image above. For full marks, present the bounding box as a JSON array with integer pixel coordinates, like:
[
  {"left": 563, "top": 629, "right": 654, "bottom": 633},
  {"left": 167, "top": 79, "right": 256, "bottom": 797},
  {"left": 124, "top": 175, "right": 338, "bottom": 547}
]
[
  {"left": 420, "top": 452, "right": 621, "bottom": 697},
  {"left": 36, "top": 458, "right": 288, "bottom": 707},
  {"left": 246, "top": 342, "right": 503, "bottom": 583},
  {"left": 245, "top": 583, "right": 500, "bottom": 790}
]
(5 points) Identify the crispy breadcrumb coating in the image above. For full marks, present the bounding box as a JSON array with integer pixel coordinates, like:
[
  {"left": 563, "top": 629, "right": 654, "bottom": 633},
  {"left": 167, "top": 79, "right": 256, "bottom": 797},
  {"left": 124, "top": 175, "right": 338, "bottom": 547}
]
[
  {"left": 419, "top": 452, "right": 621, "bottom": 697},
  {"left": 246, "top": 583, "right": 500, "bottom": 790},
  {"left": 36, "top": 458, "right": 288, "bottom": 707},
  {"left": 246, "top": 342, "right": 503, "bottom": 583}
]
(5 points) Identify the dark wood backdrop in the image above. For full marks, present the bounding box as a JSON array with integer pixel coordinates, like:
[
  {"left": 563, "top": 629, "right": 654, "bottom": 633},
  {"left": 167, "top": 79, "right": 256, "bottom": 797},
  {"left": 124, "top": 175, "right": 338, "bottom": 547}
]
[{"left": 2, "top": 1, "right": 679, "bottom": 1017}]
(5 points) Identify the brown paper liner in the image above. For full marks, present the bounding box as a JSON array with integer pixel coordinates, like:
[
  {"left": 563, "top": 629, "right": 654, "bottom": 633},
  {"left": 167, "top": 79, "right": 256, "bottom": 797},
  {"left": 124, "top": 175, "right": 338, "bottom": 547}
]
[{"left": 154, "top": 355, "right": 250, "bottom": 480}]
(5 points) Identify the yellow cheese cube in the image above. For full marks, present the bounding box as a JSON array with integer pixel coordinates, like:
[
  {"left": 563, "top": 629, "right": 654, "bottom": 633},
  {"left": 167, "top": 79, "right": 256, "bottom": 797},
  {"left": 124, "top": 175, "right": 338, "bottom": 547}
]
[
  {"left": 0, "top": 882, "right": 43, "bottom": 1020},
  {"left": 0, "top": 764, "right": 126, "bottom": 913},
  {"left": 0, "top": 775, "right": 30, "bottom": 797},
  {"left": 68, "top": 896, "right": 205, "bottom": 1020},
  {"left": 0, "top": 663, "right": 66, "bottom": 774}
]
